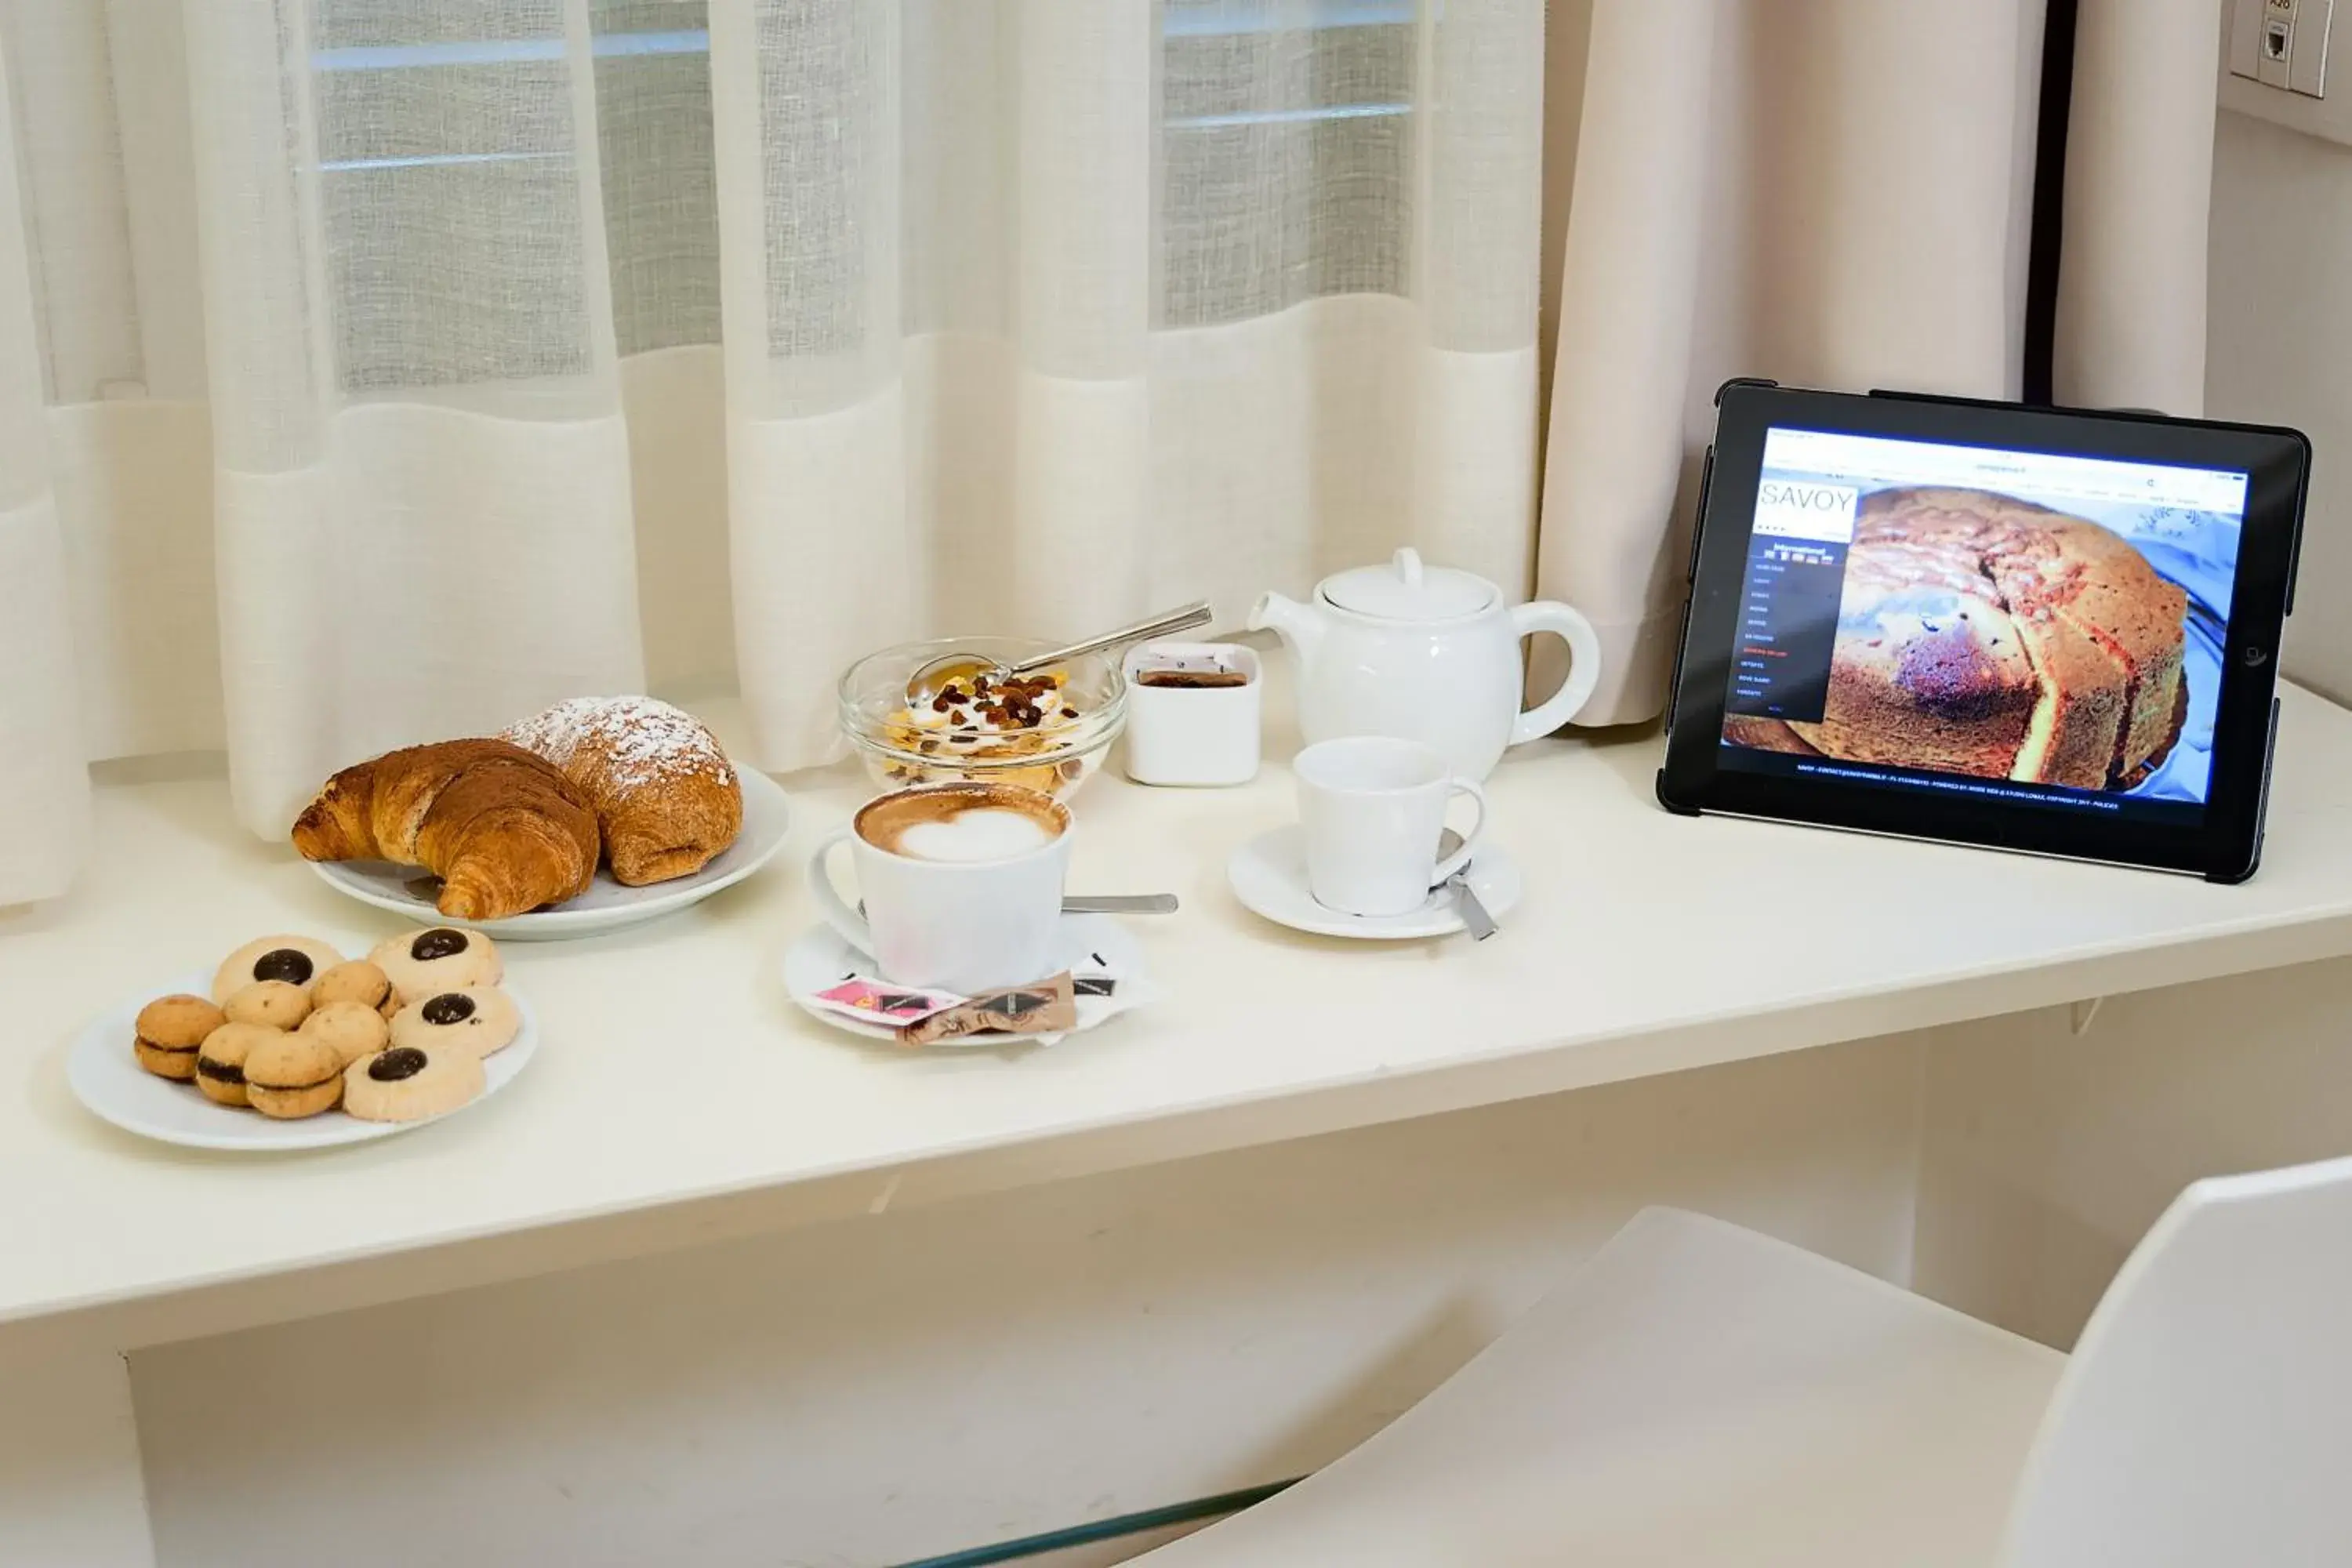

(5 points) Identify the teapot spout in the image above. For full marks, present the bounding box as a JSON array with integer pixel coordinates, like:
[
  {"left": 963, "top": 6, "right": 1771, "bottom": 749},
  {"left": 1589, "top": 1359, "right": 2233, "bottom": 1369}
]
[{"left": 1248, "top": 590, "right": 1323, "bottom": 666}]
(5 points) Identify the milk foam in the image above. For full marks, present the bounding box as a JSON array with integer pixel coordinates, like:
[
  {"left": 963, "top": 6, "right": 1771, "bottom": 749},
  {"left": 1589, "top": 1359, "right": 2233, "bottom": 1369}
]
[{"left": 895, "top": 808, "right": 1054, "bottom": 863}]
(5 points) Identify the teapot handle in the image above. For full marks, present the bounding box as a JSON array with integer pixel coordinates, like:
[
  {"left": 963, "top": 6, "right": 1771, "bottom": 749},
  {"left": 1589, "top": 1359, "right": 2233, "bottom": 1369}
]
[{"left": 1508, "top": 601, "right": 1603, "bottom": 746}]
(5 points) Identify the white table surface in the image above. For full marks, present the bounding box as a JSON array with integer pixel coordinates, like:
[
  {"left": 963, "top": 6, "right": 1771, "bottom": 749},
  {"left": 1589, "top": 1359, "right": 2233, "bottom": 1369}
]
[{"left": 10, "top": 687, "right": 2352, "bottom": 1339}]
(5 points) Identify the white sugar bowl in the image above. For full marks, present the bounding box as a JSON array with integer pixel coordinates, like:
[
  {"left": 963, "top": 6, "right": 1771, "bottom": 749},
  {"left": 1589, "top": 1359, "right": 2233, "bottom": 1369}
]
[{"left": 1121, "top": 643, "right": 1262, "bottom": 788}]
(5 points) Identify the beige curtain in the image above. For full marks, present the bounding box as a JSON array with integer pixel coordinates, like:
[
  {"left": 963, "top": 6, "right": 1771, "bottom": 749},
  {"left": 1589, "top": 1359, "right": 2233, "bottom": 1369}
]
[
  {"left": 1537, "top": 0, "right": 2221, "bottom": 728},
  {"left": 0, "top": 20, "right": 87, "bottom": 902}
]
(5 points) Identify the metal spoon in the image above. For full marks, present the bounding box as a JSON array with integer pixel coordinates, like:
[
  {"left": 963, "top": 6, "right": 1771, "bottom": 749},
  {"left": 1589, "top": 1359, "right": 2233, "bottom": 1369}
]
[
  {"left": 905, "top": 601, "right": 1215, "bottom": 708},
  {"left": 861, "top": 893, "right": 1178, "bottom": 916},
  {"left": 1436, "top": 829, "right": 1497, "bottom": 941},
  {"left": 1063, "top": 893, "right": 1179, "bottom": 915}
]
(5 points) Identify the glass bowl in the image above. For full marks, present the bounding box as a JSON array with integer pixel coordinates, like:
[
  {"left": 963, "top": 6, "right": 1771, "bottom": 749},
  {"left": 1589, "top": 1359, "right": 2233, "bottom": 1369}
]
[{"left": 837, "top": 636, "right": 1129, "bottom": 800}]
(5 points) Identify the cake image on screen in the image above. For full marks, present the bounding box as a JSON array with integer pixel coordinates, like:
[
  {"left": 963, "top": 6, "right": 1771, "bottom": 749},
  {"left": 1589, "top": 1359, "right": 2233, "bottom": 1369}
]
[{"left": 1778, "top": 487, "right": 2189, "bottom": 789}]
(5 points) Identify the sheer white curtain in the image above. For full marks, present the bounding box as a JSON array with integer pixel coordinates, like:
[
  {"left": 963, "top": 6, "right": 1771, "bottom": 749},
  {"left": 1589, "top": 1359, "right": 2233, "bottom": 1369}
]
[
  {"left": 0, "top": 0, "right": 1543, "bottom": 888},
  {"left": 715, "top": 0, "right": 1544, "bottom": 766},
  {"left": 188, "top": 0, "right": 648, "bottom": 842}
]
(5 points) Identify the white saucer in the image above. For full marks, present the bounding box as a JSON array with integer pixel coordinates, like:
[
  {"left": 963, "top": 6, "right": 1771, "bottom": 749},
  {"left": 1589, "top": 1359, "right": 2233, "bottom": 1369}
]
[
  {"left": 783, "top": 914, "right": 1157, "bottom": 1048},
  {"left": 1227, "top": 826, "right": 1523, "bottom": 940},
  {"left": 313, "top": 768, "right": 790, "bottom": 941},
  {"left": 67, "top": 971, "right": 540, "bottom": 1151}
]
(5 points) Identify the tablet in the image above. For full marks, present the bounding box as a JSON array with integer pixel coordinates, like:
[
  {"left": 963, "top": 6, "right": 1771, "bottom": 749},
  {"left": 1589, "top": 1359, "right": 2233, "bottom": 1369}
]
[{"left": 1658, "top": 383, "right": 2310, "bottom": 881}]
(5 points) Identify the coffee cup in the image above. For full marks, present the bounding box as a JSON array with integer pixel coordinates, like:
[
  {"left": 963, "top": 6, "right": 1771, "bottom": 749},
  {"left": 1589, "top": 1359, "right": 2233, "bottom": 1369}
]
[
  {"left": 1294, "top": 736, "right": 1487, "bottom": 917},
  {"left": 806, "top": 782, "right": 1073, "bottom": 993}
]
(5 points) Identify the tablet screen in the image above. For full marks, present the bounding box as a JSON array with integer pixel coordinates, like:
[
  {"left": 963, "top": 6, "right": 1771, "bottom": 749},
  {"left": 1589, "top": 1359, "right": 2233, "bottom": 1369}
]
[{"left": 1718, "top": 427, "right": 2246, "bottom": 827}]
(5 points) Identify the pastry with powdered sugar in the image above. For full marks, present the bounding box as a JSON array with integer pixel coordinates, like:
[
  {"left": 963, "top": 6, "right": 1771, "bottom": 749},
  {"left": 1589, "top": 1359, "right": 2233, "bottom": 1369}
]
[{"left": 503, "top": 696, "right": 743, "bottom": 885}]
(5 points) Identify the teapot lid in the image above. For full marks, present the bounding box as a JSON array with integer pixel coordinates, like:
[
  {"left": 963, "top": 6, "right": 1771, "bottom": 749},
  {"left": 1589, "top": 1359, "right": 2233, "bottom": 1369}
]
[{"left": 1320, "top": 548, "right": 1497, "bottom": 621}]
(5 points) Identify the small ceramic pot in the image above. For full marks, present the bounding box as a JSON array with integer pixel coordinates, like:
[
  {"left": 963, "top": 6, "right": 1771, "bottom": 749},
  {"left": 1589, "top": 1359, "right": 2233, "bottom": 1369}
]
[{"left": 1121, "top": 643, "right": 1261, "bottom": 787}]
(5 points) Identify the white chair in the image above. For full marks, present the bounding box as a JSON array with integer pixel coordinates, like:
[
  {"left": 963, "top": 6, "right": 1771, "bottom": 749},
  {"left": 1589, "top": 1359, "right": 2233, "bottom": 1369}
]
[{"left": 1138, "top": 1155, "right": 2352, "bottom": 1566}]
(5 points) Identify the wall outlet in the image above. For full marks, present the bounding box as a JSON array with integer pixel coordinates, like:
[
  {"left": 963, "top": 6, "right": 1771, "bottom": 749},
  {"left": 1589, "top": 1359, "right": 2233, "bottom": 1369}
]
[
  {"left": 2230, "top": 0, "right": 2332, "bottom": 97},
  {"left": 2221, "top": 0, "right": 2352, "bottom": 144}
]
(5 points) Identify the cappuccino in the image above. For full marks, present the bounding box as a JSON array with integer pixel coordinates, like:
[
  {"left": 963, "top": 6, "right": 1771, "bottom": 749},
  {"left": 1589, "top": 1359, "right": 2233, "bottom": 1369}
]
[
  {"left": 812, "top": 782, "right": 1075, "bottom": 991},
  {"left": 858, "top": 783, "right": 1067, "bottom": 864}
]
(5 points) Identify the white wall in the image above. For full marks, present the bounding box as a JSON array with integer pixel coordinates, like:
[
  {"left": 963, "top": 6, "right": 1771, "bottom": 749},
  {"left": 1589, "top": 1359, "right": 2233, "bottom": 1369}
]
[
  {"left": 130, "top": 1033, "right": 1924, "bottom": 1568},
  {"left": 0, "top": 1330, "right": 152, "bottom": 1568},
  {"left": 2210, "top": 108, "right": 2352, "bottom": 702},
  {"left": 1915, "top": 956, "right": 2352, "bottom": 1349}
]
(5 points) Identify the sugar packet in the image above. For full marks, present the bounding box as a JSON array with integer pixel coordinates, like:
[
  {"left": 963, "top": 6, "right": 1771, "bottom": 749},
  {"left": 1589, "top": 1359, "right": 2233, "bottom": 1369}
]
[
  {"left": 808, "top": 978, "right": 967, "bottom": 1029},
  {"left": 898, "top": 972, "right": 1078, "bottom": 1045}
]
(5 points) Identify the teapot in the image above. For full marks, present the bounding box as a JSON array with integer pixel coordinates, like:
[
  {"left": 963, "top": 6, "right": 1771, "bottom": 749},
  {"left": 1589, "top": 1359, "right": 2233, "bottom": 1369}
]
[{"left": 1250, "top": 550, "right": 1602, "bottom": 781}]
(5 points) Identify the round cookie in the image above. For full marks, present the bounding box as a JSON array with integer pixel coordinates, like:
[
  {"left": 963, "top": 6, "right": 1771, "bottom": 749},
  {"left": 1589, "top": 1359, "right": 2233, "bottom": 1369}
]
[
  {"left": 390, "top": 987, "right": 521, "bottom": 1061},
  {"left": 133, "top": 994, "right": 224, "bottom": 1082},
  {"left": 245, "top": 1032, "right": 345, "bottom": 1120},
  {"left": 370, "top": 928, "right": 503, "bottom": 1006},
  {"left": 314, "top": 960, "right": 397, "bottom": 1019},
  {"left": 194, "top": 1022, "right": 279, "bottom": 1108},
  {"left": 299, "top": 1001, "right": 392, "bottom": 1070},
  {"left": 223, "top": 980, "right": 312, "bottom": 1031},
  {"left": 343, "top": 1044, "right": 485, "bottom": 1123},
  {"left": 212, "top": 935, "right": 344, "bottom": 1004}
]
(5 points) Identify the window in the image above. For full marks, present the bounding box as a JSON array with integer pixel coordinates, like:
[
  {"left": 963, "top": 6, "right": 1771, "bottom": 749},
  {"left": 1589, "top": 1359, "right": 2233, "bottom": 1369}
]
[
  {"left": 314, "top": 2, "right": 595, "bottom": 387},
  {"left": 309, "top": 0, "right": 1423, "bottom": 386},
  {"left": 1160, "top": 0, "right": 1417, "bottom": 327}
]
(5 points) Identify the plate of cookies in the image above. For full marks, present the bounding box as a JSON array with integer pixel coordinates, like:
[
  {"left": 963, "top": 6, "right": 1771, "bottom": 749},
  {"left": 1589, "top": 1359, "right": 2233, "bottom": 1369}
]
[
  {"left": 68, "top": 927, "right": 536, "bottom": 1150},
  {"left": 294, "top": 696, "right": 791, "bottom": 940}
]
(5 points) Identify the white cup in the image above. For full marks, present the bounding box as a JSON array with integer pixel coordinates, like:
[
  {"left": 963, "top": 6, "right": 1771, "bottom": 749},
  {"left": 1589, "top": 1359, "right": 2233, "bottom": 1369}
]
[
  {"left": 1294, "top": 736, "right": 1487, "bottom": 917},
  {"left": 805, "top": 784, "right": 1073, "bottom": 993}
]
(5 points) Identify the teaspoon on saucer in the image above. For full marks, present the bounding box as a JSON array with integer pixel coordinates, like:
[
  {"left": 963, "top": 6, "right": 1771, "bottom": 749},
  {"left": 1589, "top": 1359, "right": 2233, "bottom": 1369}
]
[{"left": 1436, "top": 829, "right": 1497, "bottom": 940}]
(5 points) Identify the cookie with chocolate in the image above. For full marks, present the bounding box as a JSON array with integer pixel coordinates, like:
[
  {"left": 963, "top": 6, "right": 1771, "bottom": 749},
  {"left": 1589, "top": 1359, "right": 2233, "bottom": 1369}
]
[
  {"left": 370, "top": 927, "right": 502, "bottom": 1006},
  {"left": 212, "top": 935, "right": 345, "bottom": 1004},
  {"left": 194, "top": 1022, "right": 280, "bottom": 1109},
  {"left": 132, "top": 994, "right": 224, "bottom": 1082},
  {"left": 390, "top": 986, "right": 520, "bottom": 1061},
  {"left": 342, "top": 1044, "right": 484, "bottom": 1123},
  {"left": 245, "top": 1032, "right": 345, "bottom": 1120}
]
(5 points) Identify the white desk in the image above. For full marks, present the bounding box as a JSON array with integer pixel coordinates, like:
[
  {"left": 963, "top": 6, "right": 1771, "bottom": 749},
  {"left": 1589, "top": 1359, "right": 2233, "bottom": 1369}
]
[{"left": 10, "top": 686, "right": 2352, "bottom": 1561}]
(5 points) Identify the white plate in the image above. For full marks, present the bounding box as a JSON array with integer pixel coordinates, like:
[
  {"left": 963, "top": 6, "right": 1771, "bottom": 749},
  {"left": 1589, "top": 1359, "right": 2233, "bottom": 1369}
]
[
  {"left": 67, "top": 973, "right": 539, "bottom": 1151},
  {"left": 1227, "top": 826, "right": 1523, "bottom": 940},
  {"left": 312, "top": 767, "right": 791, "bottom": 941},
  {"left": 783, "top": 914, "right": 1156, "bottom": 1047}
]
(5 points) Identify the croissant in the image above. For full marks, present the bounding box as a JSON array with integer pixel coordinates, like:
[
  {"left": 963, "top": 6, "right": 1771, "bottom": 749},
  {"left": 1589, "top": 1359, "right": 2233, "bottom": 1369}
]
[
  {"left": 503, "top": 697, "right": 743, "bottom": 885},
  {"left": 291, "top": 739, "right": 601, "bottom": 920}
]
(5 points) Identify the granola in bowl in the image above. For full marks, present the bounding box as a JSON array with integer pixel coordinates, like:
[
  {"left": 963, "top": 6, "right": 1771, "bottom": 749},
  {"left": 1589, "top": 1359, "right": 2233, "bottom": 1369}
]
[{"left": 838, "top": 637, "right": 1127, "bottom": 800}]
